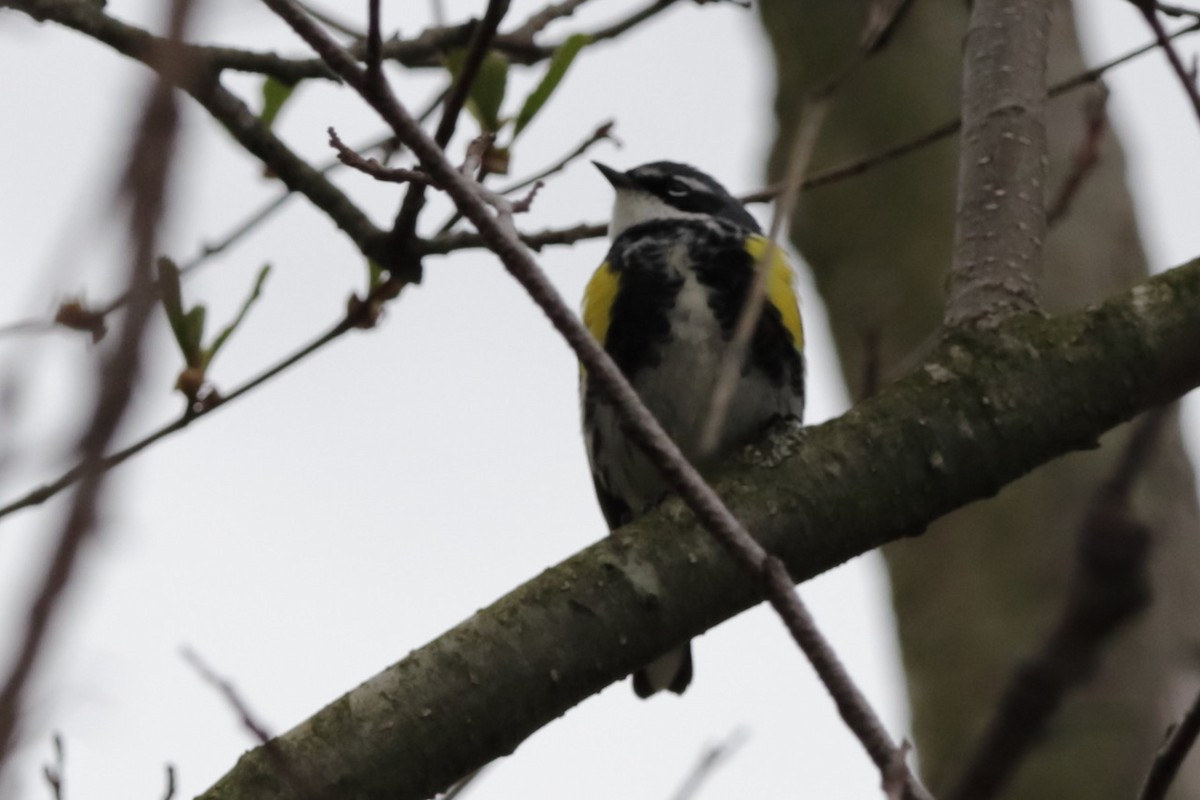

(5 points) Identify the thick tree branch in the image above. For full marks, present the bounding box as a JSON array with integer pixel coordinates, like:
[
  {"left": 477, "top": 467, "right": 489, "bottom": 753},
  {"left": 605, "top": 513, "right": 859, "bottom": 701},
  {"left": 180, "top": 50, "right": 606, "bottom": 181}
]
[
  {"left": 199, "top": 257, "right": 1200, "bottom": 800},
  {"left": 945, "top": 0, "right": 1052, "bottom": 326}
]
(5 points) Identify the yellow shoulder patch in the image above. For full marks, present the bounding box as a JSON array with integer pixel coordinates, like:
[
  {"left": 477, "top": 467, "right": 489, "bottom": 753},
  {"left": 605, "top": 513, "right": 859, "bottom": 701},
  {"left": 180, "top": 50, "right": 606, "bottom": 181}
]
[
  {"left": 745, "top": 236, "right": 804, "bottom": 351},
  {"left": 582, "top": 261, "right": 619, "bottom": 345}
]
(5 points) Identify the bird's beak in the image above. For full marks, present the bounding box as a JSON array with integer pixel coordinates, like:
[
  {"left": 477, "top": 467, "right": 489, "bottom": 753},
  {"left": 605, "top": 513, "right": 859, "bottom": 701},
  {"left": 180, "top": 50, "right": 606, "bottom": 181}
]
[{"left": 593, "top": 161, "right": 635, "bottom": 190}]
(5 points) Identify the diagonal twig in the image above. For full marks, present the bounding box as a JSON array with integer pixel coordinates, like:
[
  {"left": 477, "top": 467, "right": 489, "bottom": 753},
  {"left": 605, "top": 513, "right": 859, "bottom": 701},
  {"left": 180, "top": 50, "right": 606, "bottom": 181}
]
[
  {"left": 1047, "top": 88, "right": 1109, "bottom": 226},
  {"left": 0, "top": 277, "right": 395, "bottom": 522},
  {"left": 385, "top": 0, "right": 511, "bottom": 282},
  {"left": 509, "top": 0, "right": 596, "bottom": 40},
  {"left": 0, "top": 0, "right": 195, "bottom": 777},
  {"left": 1128, "top": 0, "right": 1200, "bottom": 130},
  {"left": 1139, "top": 684, "right": 1200, "bottom": 800},
  {"left": 255, "top": 3, "right": 931, "bottom": 797},
  {"left": 181, "top": 647, "right": 316, "bottom": 800},
  {"left": 668, "top": 729, "right": 749, "bottom": 800},
  {"left": 946, "top": 409, "right": 1169, "bottom": 800},
  {"left": 434, "top": 119, "right": 618, "bottom": 234},
  {"left": 329, "top": 127, "right": 433, "bottom": 184},
  {"left": 698, "top": 99, "right": 826, "bottom": 456}
]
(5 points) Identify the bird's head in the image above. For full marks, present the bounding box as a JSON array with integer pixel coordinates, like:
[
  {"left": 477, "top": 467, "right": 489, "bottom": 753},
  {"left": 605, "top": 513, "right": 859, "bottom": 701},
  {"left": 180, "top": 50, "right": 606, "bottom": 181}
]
[{"left": 593, "top": 161, "right": 760, "bottom": 240}]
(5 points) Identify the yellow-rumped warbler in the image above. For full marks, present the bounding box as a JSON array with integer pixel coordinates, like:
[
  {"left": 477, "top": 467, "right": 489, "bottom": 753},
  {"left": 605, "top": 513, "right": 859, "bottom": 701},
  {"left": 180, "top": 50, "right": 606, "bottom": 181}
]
[{"left": 581, "top": 161, "right": 806, "bottom": 697}]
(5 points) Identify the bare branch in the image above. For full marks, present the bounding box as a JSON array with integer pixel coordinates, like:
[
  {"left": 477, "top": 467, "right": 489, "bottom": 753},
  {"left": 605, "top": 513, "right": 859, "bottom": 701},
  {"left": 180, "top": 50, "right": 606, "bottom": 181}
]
[
  {"left": 6, "top": 0, "right": 389, "bottom": 265},
  {"left": 385, "top": 0, "right": 511, "bottom": 282},
  {"left": 365, "top": 0, "right": 383, "bottom": 88},
  {"left": 181, "top": 648, "right": 316, "bottom": 800},
  {"left": 509, "top": 0, "right": 595, "bottom": 40},
  {"left": 422, "top": 221, "right": 607, "bottom": 254},
  {"left": 1129, "top": 0, "right": 1200, "bottom": 129},
  {"left": 42, "top": 733, "right": 64, "bottom": 800},
  {"left": 0, "top": 281, "right": 392, "bottom": 521},
  {"left": 1139, "top": 685, "right": 1200, "bottom": 800},
  {"left": 1046, "top": 89, "right": 1109, "bottom": 226},
  {"left": 944, "top": 0, "right": 1052, "bottom": 327},
  {"left": 329, "top": 127, "right": 433, "bottom": 184},
  {"left": 699, "top": 99, "right": 826, "bottom": 456},
  {"left": 946, "top": 409, "right": 1168, "bottom": 800},
  {"left": 0, "top": 0, "right": 194, "bottom": 777},
  {"left": 162, "top": 764, "right": 177, "bottom": 800},
  {"left": 435, "top": 120, "right": 618, "bottom": 234},
  {"left": 668, "top": 729, "right": 749, "bottom": 800},
  {"left": 181, "top": 648, "right": 274, "bottom": 744}
]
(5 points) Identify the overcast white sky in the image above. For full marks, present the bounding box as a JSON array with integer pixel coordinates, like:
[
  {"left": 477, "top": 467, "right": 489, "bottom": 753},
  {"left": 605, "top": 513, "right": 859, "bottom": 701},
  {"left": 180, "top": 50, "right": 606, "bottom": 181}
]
[{"left": 0, "top": 2, "right": 1198, "bottom": 799}]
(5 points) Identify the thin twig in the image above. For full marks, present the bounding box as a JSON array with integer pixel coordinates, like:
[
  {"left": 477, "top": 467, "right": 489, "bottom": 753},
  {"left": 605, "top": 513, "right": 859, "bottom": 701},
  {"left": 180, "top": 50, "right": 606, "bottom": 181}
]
[
  {"left": 181, "top": 648, "right": 316, "bottom": 800},
  {"left": 435, "top": 120, "right": 617, "bottom": 234},
  {"left": 365, "top": 0, "right": 383, "bottom": 88},
  {"left": 329, "top": 127, "right": 433, "bottom": 184},
  {"left": 699, "top": 99, "right": 827, "bottom": 456},
  {"left": 809, "top": 0, "right": 918, "bottom": 100},
  {"left": 181, "top": 648, "right": 274, "bottom": 744},
  {"left": 784, "top": 19, "right": 1200, "bottom": 199},
  {"left": 669, "top": 729, "right": 749, "bottom": 800},
  {"left": 0, "top": 88, "right": 446, "bottom": 346},
  {"left": 386, "top": 0, "right": 511, "bottom": 281},
  {"left": 0, "top": 0, "right": 194, "bottom": 777},
  {"left": 1139, "top": 684, "right": 1200, "bottom": 800},
  {"left": 5, "top": 0, "right": 1192, "bottom": 327},
  {"left": 585, "top": 0, "right": 679, "bottom": 43},
  {"left": 1047, "top": 88, "right": 1109, "bottom": 226},
  {"left": 423, "top": 23, "right": 1200, "bottom": 258},
  {"left": 1046, "top": 90, "right": 1108, "bottom": 226},
  {"left": 4, "top": 0, "right": 389, "bottom": 263},
  {"left": 296, "top": 0, "right": 364, "bottom": 39},
  {"left": 0, "top": 283, "right": 390, "bottom": 521},
  {"left": 256, "top": 5, "right": 930, "bottom": 797},
  {"left": 162, "top": 764, "right": 177, "bottom": 800},
  {"left": 42, "top": 733, "right": 64, "bottom": 800},
  {"left": 509, "top": 0, "right": 595, "bottom": 40},
  {"left": 1129, "top": 0, "right": 1200, "bottom": 129},
  {"left": 946, "top": 409, "right": 1169, "bottom": 800},
  {"left": 422, "top": 221, "right": 607, "bottom": 254}
]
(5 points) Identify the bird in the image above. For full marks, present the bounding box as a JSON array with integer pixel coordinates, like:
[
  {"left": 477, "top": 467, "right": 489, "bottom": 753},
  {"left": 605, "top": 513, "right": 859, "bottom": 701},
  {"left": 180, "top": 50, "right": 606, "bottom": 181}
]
[{"left": 580, "top": 160, "right": 806, "bottom": 697}]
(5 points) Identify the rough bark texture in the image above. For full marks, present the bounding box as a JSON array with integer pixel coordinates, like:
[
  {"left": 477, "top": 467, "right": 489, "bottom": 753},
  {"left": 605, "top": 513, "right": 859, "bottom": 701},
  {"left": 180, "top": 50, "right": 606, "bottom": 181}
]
[
  {"left": 947, "top": 0, "right": 1051, "bottom": 326},
  {"left": 196, "top": 260, "right": 1200, "bottom": 800},
  {"left": 759, "top": 1, "right": 1200, "bottom": 797}
]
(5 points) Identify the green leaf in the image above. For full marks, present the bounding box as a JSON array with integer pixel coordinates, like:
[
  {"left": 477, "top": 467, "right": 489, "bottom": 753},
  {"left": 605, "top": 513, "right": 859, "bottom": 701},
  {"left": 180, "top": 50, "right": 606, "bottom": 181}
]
[
  {"left": 182, "top": 306, "right": 207, "bottom": 369},
  {"left": 260, "top": 77, "right": 297, "bottom": 128},
  {"left": 512, "top": 34, "right": 590, "bottom": 140},
  {"left": 204, "top": 264, "right": 271, "bottom": 369},
  {"left": 367, "top": 258, "right": 384, "bottom": 289},
  {"left": 446, "top": 49, "right": 510, "bottom": 132},
  {"left": 157, "top": 257, "right": 195, "bottom": 361}
]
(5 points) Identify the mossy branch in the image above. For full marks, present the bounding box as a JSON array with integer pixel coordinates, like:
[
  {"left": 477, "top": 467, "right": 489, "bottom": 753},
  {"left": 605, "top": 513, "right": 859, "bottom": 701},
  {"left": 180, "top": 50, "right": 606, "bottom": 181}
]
[{"left": 200, "top": 257, "right": 1200, "bottom": 800}]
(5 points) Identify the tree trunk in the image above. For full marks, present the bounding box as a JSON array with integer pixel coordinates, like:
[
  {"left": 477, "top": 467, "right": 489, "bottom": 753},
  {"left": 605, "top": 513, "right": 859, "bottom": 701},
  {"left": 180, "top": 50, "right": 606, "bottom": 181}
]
[{"left": 759, "top": 1, "right": 1200, "bottom": 796}]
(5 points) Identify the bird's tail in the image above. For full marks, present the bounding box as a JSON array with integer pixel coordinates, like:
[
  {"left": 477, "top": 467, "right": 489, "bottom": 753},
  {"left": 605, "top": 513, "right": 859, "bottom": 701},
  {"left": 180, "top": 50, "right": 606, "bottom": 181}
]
[{"left": 632, "top": 643, "right": 693, "bottom": 698}]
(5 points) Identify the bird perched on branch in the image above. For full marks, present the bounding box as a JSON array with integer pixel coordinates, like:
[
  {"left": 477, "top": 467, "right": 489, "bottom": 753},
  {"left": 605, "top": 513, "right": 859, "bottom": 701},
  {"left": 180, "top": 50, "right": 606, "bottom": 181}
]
[{"left": 581, "top": 160, "right": 806, "bottom": 697}]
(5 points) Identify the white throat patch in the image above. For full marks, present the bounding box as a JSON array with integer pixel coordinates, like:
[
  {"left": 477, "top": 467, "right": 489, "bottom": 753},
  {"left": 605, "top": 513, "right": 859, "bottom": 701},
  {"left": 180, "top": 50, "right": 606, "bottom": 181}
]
[{"left": 608, "top": 188, "right": 707, "bottom": 241}]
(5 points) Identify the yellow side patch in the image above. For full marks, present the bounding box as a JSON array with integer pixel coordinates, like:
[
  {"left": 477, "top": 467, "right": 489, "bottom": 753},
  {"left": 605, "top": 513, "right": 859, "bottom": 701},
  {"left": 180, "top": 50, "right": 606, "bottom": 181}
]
[
  {"left": 745, "top": 235, "right": 805, "bottom": 351},
  {"left": 582, "top": 261, "right": 619, "bottom": 345}
]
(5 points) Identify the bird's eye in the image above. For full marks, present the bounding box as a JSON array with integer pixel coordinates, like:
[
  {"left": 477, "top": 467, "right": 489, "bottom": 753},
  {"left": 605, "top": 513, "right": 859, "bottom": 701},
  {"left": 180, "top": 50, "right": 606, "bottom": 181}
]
[{"left": 666, "top": 182, "right": 690, "bottom": 198}]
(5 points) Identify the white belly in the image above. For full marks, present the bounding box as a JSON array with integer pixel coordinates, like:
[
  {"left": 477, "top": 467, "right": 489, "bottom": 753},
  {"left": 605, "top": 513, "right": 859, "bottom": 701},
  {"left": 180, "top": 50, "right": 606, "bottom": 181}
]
[{"left": 586, "top": 270, "right": 799, "bottom": 515}]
